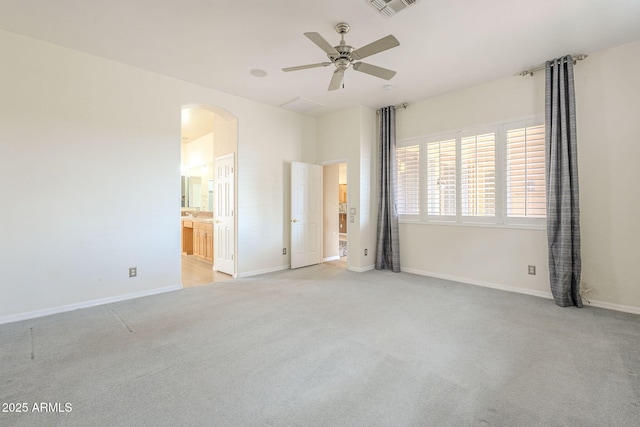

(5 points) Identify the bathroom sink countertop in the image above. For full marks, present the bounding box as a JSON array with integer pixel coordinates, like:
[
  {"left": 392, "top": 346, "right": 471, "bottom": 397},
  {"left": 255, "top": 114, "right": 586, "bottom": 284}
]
[{"left": 181, "top": 216, "right": 214, "bottom": 223}]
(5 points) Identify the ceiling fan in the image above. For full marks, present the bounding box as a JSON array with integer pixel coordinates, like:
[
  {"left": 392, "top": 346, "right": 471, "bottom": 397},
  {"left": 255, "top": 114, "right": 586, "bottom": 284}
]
[{"left": 283, "top": 22, "right": 400, "bottom": 91}]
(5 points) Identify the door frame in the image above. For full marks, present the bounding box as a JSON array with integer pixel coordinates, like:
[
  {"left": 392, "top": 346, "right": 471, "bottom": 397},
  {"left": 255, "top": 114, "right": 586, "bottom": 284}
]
[{"left": 319, "top": 158, "right": 349, "bottom": 269}]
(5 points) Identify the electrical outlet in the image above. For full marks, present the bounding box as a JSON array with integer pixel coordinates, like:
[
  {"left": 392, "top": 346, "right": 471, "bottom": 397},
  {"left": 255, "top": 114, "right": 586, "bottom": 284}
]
[
  {"left": 282, "top": 248, "right": 287, "bottom": 255},
  {"left": 129, "top": 267, "right": 137, "bottom": 278},
  {"left": 364, "top": 249, "right": 368, "bottom": 256},
  {"left": 528, "top": 265, "right": 536, "bottom": 275}
]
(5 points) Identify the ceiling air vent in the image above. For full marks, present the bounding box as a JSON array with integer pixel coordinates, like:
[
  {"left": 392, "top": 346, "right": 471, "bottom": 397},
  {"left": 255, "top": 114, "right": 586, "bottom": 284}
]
[{"left": 367, "top": 0, "right": 418, "bottom": 17}]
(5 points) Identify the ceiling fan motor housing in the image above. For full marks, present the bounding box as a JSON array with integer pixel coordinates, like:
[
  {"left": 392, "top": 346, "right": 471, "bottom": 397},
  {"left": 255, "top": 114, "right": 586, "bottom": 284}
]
[
  {"left": 330, "top": 23, "right": 355, "bottom": 68},
  {"left": 332, "top": 46, "right": 354, "bottom": 68}
]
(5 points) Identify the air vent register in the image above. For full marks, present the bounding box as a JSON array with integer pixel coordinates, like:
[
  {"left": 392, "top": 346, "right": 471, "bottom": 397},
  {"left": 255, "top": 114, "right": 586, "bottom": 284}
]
[{"left": 367, "top": 0, "right": 418, "bottom": 17}]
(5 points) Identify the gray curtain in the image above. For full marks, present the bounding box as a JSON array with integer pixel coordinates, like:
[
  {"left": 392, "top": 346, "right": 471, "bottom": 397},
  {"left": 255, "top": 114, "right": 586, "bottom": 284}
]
[
  {"left": 545, "top": 55, "right": 582, "bottom": 307},
  {"left": 375, "top": 106, "right": 401, "bottom": 272}
]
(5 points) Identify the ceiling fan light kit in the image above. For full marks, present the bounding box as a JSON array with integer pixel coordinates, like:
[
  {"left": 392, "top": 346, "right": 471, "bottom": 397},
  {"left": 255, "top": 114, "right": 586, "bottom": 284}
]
[{"left": 282, "top": 22, "right": 400, "bottom": 91}]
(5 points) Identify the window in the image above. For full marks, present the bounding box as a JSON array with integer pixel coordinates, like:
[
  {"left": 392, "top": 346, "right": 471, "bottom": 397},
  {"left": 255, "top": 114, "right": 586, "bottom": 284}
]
[
  {"left": 461, "top": 132, "right": 495, "bottom": 217},
  {"left": 426, "top": 138, "right": 456, "bottom": 216},
  {"left": 396, "top": 118, "right": 545, "bottom": 227},
  {"left": 506, "top": 124, "right": 546, "bottom": 218},
  {"left": 396, "top": 144, "right": 420, "bottom": 215}
]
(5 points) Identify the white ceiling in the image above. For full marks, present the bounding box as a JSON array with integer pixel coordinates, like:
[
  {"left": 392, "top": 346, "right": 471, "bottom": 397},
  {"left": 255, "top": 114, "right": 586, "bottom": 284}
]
[{"left": 1, "top": 0, "right": 639, "bottom": 117}]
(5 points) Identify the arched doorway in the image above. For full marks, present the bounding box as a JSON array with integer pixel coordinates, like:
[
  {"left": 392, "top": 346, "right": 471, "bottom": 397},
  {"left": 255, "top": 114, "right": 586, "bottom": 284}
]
[{"left": 180, "top": 104, "right": 238, "bottom": 286}]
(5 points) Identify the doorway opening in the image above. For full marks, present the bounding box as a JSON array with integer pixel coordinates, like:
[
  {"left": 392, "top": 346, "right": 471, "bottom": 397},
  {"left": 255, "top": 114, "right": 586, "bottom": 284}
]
[
  {"left": 180, "top": 105, "right": 238, "bottom": 287},
  {"left": 322, "top": 161, "right": 348, "bottom": 269}
]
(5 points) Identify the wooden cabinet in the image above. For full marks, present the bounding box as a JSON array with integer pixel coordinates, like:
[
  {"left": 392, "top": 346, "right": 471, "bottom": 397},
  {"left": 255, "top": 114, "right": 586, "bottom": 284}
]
[
  {"left": 339, "top": 213, "right": 347, "bottom": 233},
  {"left": 182, "top": 220, "right": 194, "bottom": 255},
  {"left": 182, "top": 218, "right": 213, "bottom": 263},
  {"left": 193, "top": 222, "right": 213, "bottom": 263}
]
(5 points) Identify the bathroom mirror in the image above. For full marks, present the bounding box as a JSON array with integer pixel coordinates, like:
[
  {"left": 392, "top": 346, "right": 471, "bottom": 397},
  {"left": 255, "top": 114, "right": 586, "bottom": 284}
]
[{"left": 181, "top": 175, "right": 206, "bottom": 210}]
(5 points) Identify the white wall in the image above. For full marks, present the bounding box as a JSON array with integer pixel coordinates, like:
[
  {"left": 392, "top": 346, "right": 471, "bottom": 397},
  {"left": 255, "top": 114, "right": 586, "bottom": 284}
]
[
  {"left": 0, "top": 29, "right": 315, "bottom": 321},
  {"left": 574, "top": 40, "right": 640, "bottom": 310},
  {"left": 316, "top": 105, "right": 376, "bottom": 271},
  {"left": 395, "top": 72, "right": 549, "bottom": 297},
  {"left": 395, "top": 40, "right": 640, "bottom": 312},
  {"left": 211, "top": 113, "right": 237, "bottom": 159},
  {"left": 358, "top": 105, "right": 377, "bottom": 270},
  {"left": 339, "top": 163, "right": 347, "bottom": 184},
  {"left": 237, "top": 107, "right": 316, "bottom": 276}
]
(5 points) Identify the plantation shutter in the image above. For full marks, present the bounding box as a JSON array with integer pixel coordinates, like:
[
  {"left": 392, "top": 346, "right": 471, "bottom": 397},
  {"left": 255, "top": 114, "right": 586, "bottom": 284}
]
[
  {"left": 461, "top": 133, "right": 496, "bottom": 216},
  {"left": 427, "top": 138, "right": 456, "bottom": 216},
  {"left": 396, "top": 144, "right": 420, "bottom": 215},
  {"left": 506, "top": 125, "right": 546, "bottom": 217}
]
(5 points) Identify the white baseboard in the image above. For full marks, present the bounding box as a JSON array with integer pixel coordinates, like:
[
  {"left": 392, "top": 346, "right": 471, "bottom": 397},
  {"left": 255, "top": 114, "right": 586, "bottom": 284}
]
[
  {"left": 348, "top": 264, "right": 375, "bottom": 273},
  {"left": 401, "top": 268, "right": 640, "bottom": 315},
  {"left": 0, "top": 284, "right": 182, "bottom": 325},
  {"left": 323, "top": 256, "right": 340, "bottom": 262},
  {"left": 236, "top": 265, "right": 290, "bottom": 278},
  {"left": 401, "top": 267, "right": 554, "bottom": 300},
  {"left": 582, "top": 299, "right": 640, "bottom": 315}
]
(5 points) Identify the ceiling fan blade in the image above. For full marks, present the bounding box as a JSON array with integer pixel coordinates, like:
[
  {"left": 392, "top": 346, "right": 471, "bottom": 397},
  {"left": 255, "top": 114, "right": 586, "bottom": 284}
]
[
  {"left": 328, "top": 69, "right": 345, "bottom": 91},
  {"left": 282, "top": 62, "right": 332, "bottom": 72},
  {"left": 353, "top": 62, "right": 396, "bottom": 80},
  {"left": 304, "top": 32, "right": 340, "bottom": 56},
  {"left": 352, "top": 35, "right": 400, "bottom": 60}
]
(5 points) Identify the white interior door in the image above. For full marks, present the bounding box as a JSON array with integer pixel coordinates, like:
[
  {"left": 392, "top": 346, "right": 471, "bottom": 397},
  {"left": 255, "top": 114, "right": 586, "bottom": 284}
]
[
  {"left": 291, "top": 162, "right": 322, "bottom": 269},
  {"left": 214, "top": 154, "right": 235, "bottom": 276}
]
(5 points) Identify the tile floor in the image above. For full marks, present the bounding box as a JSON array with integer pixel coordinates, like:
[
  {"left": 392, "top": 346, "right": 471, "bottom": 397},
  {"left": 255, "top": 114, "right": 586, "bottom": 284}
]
[{"left": 181, "top": 254, "right": 233, "bottom": 288}]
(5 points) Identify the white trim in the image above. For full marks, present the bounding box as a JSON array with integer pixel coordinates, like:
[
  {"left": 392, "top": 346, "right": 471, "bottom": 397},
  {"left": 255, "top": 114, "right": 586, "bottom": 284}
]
[
  {"left": 348, "top": 264, "right": 375, "bottom": 273},
  {"left": 236, "top": 264, "right": 290, "bottom": 278},
  {"left": 323, "top": 256, "right": 340, "bottom": 262},
  {"left": 401, "top": 268, "right": 640, "bottom": 315},
  {"left": 0, "top": 284, "right": 182, "bottom": 325},
  {"left": 401, "top": 267, "right": 554, "bottom": 300},
  {"left": 318, "top": 157, "right": 349, "bottom": 166},
  {"left": 398, "top": 218, "right": 546, "bottom": 231},
  {"left": 582, "top": 299, "right": 640, "bottom": 315}
]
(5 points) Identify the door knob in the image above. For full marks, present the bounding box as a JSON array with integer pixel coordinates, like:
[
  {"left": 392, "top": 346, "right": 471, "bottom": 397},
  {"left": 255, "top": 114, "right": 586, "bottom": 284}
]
[{"left": 291, "top": 219, "right": 299, "bottom": 223}]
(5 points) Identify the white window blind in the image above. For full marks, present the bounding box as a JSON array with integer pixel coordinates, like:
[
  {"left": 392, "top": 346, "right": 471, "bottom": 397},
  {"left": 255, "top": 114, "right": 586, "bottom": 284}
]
[
  {"left": 395, "top": 117, "right": 545, "bottom": 227},
  {"left": 427, "top": 139, "right": 456, "bottom": 216},
  {"left": 461, "top": 133, "right": 496, "bottom": 217},
  {"left": 396, "top": 144, "right": 420, "bottom": 215},
  {"left": 506, "top": 125, "right": 546, "bottom": 218}
]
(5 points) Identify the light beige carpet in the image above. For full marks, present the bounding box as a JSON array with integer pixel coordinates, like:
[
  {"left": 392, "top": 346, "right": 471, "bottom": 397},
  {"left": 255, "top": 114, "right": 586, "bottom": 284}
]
[{"left": 1, "top": 263, "right": 639, "bottom": 426}]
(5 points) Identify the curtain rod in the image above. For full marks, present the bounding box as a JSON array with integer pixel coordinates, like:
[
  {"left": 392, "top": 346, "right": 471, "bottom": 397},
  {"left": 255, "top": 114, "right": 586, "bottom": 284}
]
[
  {"left": 519, "top": 54, "right": 588, "bottom": 76},
  {"left": 376, "top": 103, "right": 408, "bottom": 114}
]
